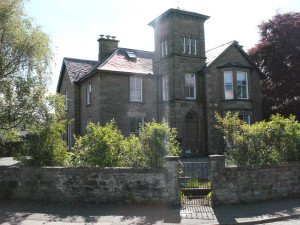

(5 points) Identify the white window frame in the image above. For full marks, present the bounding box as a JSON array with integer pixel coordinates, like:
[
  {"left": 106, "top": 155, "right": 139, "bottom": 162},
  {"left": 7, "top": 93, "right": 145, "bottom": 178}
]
[
  {"left": 193, "top": 37, "right": 197, "bottom": 55},
  {"left": 238, "top": 114, "right": 250, "bottom": 124},
  {"left": 87, "top": 82, "right": 92, "bottom": 105},
  {"left": 224, "top": 71, "right": 234, "bottom": 100},
  {"left": 185, "top": 74, "right": 196, "bottom": 99},
  {"left": 187, "top": 35, "right": 191, "bottom": 54},
  {"left": 67, "top": 123, "right": 72, "bottom": 149},
  {"left": 86, "top": 117, "right": 92, "bottom": 134},
  {"left": 237, "top": 71, "right": 249, "bottom": 99},
  {"left": 65, "top": 90, "right": 68, "bottom": 111},
  {"left": 164, "top": 38, "right": 168, "bottom": 56},
  {"left": 161, "top": 40, "right": 164, "bottom": 57},
  {"left": 130, "top": 77, "right": 142, "bottom": 102},
  {"left": 162, "top": 76, "right": 169, "bottom": 101},
  {"left": 182, "top": 34, "right": 186, "bottom": 53},
  {"left": 130, "top": 117, "right": 144, "bottom": 136}
]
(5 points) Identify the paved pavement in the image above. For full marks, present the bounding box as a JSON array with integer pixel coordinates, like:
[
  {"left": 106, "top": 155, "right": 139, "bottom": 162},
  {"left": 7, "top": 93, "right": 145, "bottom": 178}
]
[{"left": 0, "top": 198, "right": 299, "bottom": 225}]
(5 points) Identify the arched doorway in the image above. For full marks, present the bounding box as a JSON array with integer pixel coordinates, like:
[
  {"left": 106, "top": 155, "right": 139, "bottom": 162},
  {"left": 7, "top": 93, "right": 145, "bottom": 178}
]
[{"left": 184, "top": 111, "right": 199, "bottom": 154}]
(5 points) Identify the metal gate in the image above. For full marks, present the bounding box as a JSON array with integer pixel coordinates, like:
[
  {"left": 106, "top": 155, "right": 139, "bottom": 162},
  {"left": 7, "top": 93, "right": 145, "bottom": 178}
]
[{"left": 179, "top": 162, "right": 211, "bottom": 206}]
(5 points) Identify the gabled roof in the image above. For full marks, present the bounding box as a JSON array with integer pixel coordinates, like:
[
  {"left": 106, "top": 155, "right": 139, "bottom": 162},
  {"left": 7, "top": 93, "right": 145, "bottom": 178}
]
[
  {"left": 206, "top": 41, "right": 236, "bottom": 66},
  {"left": 56, "top": 57, "right": 97, "bottom": 92},
  {"left": 64, "top": 58, "right": 98, "bottom": 82},
  {"left": 97, "top": 48, "right": 154, "bottom": 75},
  {"left": 205, "top": 40, "right": 263, "bottom": 77}
]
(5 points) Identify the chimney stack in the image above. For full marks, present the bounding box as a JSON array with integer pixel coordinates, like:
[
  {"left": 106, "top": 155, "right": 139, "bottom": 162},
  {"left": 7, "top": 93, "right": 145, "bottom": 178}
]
[{"left": 97, "top": 34, "right": 119, "bottom": 62}]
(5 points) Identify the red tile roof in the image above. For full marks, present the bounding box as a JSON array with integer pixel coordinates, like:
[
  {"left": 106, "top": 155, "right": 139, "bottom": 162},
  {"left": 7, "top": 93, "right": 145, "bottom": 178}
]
[{"left": 97, "top": 48, "right": 154, "bottom": 75}]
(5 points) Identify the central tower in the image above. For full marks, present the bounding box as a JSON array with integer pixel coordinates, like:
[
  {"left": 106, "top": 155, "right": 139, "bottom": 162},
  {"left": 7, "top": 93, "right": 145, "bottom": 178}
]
[{"left": 149, "top": 9, "right": 209, "bottom": 155}]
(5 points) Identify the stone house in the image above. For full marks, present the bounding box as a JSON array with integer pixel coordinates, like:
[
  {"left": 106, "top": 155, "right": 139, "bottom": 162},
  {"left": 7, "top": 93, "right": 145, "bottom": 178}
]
[{"left": 57, "top": 8, "right": 262, "bottom": 156}]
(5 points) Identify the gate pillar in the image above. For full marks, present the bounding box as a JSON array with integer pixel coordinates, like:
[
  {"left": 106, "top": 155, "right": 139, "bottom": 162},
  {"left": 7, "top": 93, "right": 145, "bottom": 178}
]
[{"left": 165, "top": 156, "right": 180, "bottom": 206}]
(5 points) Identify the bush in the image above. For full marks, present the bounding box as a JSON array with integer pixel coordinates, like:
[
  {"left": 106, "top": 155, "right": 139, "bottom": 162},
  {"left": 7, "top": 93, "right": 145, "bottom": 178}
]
[
  {"left": 68, "top": 120, "right": 124, "bottom": 167},
  {"left": 215, "top": 112, "right": 300, "bottom": 165},
  {"left": 68, "top": 120, "right": 180, "bottom": 167}
]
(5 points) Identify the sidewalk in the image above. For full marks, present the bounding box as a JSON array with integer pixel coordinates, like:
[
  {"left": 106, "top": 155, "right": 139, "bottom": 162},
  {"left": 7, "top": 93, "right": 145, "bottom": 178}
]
[{"left": 0, "top": 198, "right": 299, "bottom": 225}]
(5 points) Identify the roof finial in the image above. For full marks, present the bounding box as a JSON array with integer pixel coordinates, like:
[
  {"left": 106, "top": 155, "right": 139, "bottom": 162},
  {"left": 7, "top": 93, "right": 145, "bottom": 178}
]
[{"left": 176, "top": 0, "right": 180, "bottom": 9}]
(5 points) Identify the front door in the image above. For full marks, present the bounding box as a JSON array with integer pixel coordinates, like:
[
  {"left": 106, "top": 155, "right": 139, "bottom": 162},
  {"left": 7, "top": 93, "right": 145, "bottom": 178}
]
[{"left": 184, "top": 112, "right": 198, "bottom": 153}]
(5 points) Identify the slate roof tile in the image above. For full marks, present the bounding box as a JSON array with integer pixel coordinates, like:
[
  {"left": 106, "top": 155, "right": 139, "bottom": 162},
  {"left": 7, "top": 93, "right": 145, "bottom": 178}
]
[
  {"left": 64, "top": 57, "right": 98, "bottom": 82},
  {"left": 205, "top": 41, "right": 236, "bottom": 66}
]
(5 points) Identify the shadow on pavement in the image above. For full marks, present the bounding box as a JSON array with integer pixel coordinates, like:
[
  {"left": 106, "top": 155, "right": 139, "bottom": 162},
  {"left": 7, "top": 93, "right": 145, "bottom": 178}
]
[{"left": 213, "top": 198, "right": 300, "bottom": 224}]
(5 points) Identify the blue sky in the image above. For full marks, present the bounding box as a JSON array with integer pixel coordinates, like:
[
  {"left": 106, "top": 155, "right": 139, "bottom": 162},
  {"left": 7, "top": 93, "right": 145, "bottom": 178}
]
[{"left": 24, "top": 0, "right": 300, "bottom": 93}]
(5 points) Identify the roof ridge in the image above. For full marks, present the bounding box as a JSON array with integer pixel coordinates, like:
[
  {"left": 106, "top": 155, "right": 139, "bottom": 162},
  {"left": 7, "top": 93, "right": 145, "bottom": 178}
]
[
  {"left": 206, "top": 40, "right": 236, "bottom": 52},
  {"left": 64, "top": 57, "right": 97, "bottom": 63},
  {"left": 118, "top": 47, "right": 154, "bottom": 54}
]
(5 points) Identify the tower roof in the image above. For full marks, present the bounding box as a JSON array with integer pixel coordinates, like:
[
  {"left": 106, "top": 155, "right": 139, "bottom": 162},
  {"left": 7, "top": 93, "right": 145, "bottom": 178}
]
[{"left": 148, "top": 8, "right": 210, "bottom": 27}]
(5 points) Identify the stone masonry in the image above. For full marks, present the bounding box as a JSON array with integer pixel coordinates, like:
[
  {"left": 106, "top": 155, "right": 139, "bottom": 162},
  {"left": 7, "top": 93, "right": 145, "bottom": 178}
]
[
  {"left": 209, "top": 155, "right": 300, "bottom": 206},
  {"left": 0, "top": 156, "right": 180, "bottom": 205}
]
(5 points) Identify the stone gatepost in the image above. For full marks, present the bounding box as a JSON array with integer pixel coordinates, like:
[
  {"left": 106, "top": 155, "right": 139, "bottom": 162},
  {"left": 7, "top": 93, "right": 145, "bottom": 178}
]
[
  {"left": 209, "top": 154, "right": 225, "bottom": 206},
  {"left": 165, "top": 156, "right": 180, "bottom": 206}
]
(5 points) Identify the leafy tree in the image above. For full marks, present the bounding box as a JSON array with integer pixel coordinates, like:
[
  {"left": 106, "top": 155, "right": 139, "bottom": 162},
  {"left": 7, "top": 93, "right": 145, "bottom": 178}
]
[
  {"left": 216, "top": 112, "right": 300, "bottom": 165},
  {"left": 0, "top": 0, "right": 53, "bottom": 136},
  {"left": 248, "top": 12, "right": 300, "bottom": 120},
  {"left": 15, "top": 94, "right": 69, "bottom": 166}
]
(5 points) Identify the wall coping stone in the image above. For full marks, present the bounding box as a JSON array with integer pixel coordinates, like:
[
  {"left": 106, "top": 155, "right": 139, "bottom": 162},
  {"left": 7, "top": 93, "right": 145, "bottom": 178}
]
[{"left": 0, "top": 166, "right": 166, "bottom": 173}]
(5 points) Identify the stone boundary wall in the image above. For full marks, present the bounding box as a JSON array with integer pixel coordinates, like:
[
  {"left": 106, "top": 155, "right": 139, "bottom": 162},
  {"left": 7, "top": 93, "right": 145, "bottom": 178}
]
[
  {"left": 0, "top": 156, "right": 180, "bottom": 205},
  {"left": 209, "top": 155, "right": 300, "bottom": 206}
]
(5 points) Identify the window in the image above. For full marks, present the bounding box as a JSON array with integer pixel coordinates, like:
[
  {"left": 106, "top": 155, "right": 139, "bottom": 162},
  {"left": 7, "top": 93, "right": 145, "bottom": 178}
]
[
  {"left": 161, "top": 37, "right": 167, "bottom": 57},
  {"left": 237, "top": 71, "right": 248, "bottom": 99},
  {"left": 224, "top": 71, "right": 234, "bottom": 100},
  {"left": 164, "top": 38, "right": 168, "bottom": 56},
  {"left": 130, "top": 117, "right": 144, "bottom": 136},
  {"left": 87, "top": 82, "right": 92, "bottom": 105},
  {"left": 86, "top": 117, "right": 91, "bottom": 134},
  {"left": 162, "top": 76, "right": 169, "bottom": 101},
  {"left": 65, "top": 90, "right": 68, "bottom": 111},
  {"left": 161, "top": 40, "right": 164, "bottom": 57},
  {"left": 187, "top": 36, "right": 191, "bottom": 54},
  {"left": 182, "top": 35, "right": 186, "bottom": 53},
  {"left": 67, "top": 124, "right": 72, "bottom": 149},
  {"left": 193, "top": 37, "right": 197, "bottom": 55},
  {"left": 185, "top": 74, "right": 196, "bottom": 99},
  {"left": 126, "top": 51, "right": 136, "bottom": 59},
  {"left": 130, "top": 77, "right": 142, "bottom": 102},
  {"left": 238, "top": 114, "right": 250, "bottom": 124}
]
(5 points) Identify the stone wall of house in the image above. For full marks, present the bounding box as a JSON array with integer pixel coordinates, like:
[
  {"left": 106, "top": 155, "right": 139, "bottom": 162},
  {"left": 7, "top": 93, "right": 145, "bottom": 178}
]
[
  {"left": 209, "top": 155, "right": 300, "bottom": 206},
  {"left": 206, "top": 46, "right": 263, "bottom": 154},
  {"left": 0, "top": 157, "right": 180, "bottom": 205}
]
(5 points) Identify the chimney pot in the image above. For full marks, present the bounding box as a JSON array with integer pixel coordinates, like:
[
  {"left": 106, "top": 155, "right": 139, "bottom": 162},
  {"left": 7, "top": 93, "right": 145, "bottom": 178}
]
[
  {"left": 111, "top": 36, "right": 116, "bottom": 40},
  {"left": 100, "top": 34, "right": 105, "bottom": 38},
  {"left": 106, "top": 35, "right": 111, "bottom": 39}
]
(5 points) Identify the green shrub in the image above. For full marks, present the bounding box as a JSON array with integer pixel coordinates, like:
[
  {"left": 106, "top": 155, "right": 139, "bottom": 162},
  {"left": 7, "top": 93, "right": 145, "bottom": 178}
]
[
  {"left": 68, "top": 120, "right": 124, "bottom": 167},
  {"left": 138, "top": 120, "right": 180, "bottom": 167},
  {"left": 68, "top": 119, "right": 180, "bottom": 168},
  {"left": 216, "top": 112, "right": 300, "bottom": 165}
]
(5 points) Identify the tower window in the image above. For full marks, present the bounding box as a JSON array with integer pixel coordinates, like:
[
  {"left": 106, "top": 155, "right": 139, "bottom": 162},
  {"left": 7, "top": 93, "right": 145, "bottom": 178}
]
[
  {"left": 162, "top": 76, "right": 169, "bottom": 101},
  {"left": 193, "top": 37, "right": 197, "bottom": 55},
  {"left": 185, "top": 74, "right": 196, "bottom": 99},
  {"left": 161, "top": 37, "right": 167, "bottom": 57},
  {"left": 182, "top": 35, "right": 186, "bottom": 53},
  {"left": 187, "top": 36, "right": 191, "bottom": 54}
]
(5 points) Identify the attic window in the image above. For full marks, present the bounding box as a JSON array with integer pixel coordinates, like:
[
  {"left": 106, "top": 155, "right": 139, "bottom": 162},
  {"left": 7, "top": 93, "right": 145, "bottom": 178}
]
[{"left": 126, "top": 51, "right": 136, "bottom": 59}]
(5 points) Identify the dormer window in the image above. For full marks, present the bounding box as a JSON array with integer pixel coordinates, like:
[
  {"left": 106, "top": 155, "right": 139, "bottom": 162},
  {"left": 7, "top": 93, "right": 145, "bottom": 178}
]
[
  {"left": 187, "top": 36, "right": 191, "bottom": 54},
  {"left": 193, "top": 37, "right": 197, "bottom": 55},
  {"left": 126, "top": 51, "right": 136, "bottom": 59}
]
